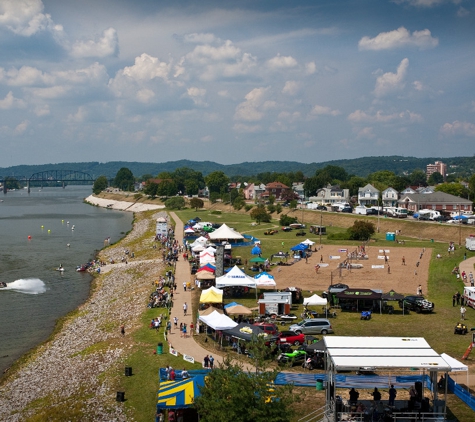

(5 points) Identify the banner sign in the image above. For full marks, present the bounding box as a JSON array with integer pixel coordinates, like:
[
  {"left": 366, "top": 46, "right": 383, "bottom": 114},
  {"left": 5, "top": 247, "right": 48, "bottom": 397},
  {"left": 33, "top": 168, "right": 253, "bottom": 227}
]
[
  {"left": 183, "top": 354, "right": 195, "bottom": 364},
  {"left": 329, "top": 255, "right": 341, "bottom": 260},
  {"left": 372, "top": 265, "right": 385, "bottom": 269},
  {"left": 169, "top": 347, "right": 178, "bottom": 357}
]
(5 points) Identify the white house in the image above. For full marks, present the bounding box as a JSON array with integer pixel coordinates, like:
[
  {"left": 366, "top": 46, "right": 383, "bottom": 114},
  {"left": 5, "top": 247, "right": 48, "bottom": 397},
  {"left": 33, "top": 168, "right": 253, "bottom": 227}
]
[
  {"left": 382, "top": 187, "right": 399, "bottom": 207},
  {"left": 358, "top": 184, "right": 379, "bottom": 206},
  {"left": 312, "top": 185, "right": 350, "bottom": 205}
]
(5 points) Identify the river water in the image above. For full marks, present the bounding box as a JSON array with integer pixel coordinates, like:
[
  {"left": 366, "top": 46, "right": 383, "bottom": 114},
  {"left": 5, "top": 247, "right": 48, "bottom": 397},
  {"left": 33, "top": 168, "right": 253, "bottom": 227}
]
[{"left": 0, "top": 186, "right": 133, "bottom": 376}]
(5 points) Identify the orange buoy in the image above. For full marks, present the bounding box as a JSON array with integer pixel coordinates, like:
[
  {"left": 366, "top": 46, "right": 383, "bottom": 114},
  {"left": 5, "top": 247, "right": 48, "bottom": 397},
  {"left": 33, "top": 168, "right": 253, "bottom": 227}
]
[{"left": 28, "top": 235, "right": 32, "bottom": 240}]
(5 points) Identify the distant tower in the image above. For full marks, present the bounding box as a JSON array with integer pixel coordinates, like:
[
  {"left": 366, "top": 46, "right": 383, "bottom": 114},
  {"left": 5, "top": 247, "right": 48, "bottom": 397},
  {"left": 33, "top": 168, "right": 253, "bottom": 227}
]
[{"left": 426, "top": 161, "right": 446, "bottom": 181}]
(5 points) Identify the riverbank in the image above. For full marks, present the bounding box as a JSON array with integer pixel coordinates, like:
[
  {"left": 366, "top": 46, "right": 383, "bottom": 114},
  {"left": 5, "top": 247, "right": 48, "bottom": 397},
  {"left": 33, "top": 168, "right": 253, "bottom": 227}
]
[
  {"left": 0, "top": 209, "right": 166, "bottom": 421},
  {"left": 85, "top": 194, "right": 165, "bottom": 212}
]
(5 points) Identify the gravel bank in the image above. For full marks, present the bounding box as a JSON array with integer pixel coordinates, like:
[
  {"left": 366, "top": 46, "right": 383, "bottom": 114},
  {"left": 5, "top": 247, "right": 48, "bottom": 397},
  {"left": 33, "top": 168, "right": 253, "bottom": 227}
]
[{"left": 0, "top": 211, "right": 167, "bottom": 421}]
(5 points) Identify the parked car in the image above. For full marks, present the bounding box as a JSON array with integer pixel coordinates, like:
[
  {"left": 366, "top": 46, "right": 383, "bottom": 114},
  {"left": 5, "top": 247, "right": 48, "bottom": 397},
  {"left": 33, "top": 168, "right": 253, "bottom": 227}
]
[
  {"left": 365, "top": 208, "right": 379, "bottom": 215},
  {"left": 289, "top": 319, "right": 333, "bottom": 335},
  {"left": 253, "top": 322, "right": 279, "bottom": 336},
  {"left": 341, "top": 207, "right": 353, "bottom": 213},
  {"left": 398, "top": 296, "right": 434, "bottom": 313},
  {"left": 316, "top": 205, "right": 327, "bottom": 211},
  {"left": 281, "top": 226, "right": 292, "bottom": 232},
  {"left": 277, "top": 330, "right": 306, "bottom": 346}
]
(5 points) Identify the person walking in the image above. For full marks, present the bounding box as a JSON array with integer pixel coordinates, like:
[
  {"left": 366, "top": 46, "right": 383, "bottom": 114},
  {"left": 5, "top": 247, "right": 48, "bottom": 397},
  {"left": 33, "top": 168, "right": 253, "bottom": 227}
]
[
  {"left": 402, "top": 256, "right": 405, "bottom": 265},
  {"left": 388, "top": 385, "right": 397, "bottom": 407},
  {"left": 183, "top": 302, "right": 188, "bottom": 316},
  {"left": 461, "top": 305, "right": 466, "bottom": 320},
  {"left": 387, "top": 265, "right": 391, "bottom": 274},
  {"left": 203, "top": 355, "right": 210, "bottom": 368},
  {"left": 174, "top": 316, "right": 178, "bottom": 329},
  {"left": 209, "top": 355, "right": 214, "bottom": 369},
  {"left": 183, "top": 281, "right": 187, "bottom": 292}
]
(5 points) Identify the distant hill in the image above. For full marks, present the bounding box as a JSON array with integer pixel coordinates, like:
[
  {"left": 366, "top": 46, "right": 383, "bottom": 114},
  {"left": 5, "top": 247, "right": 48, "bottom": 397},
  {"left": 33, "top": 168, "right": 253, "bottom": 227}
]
[{"left": 0, "top": 156, "right": 474, "bottom": 179}]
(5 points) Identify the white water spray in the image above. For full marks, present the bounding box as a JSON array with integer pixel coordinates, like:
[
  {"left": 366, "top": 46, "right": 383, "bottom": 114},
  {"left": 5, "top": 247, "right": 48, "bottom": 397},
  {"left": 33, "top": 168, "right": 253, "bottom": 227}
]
[{"left": 1, "top": 278, "right": 47, "bottom": 295}]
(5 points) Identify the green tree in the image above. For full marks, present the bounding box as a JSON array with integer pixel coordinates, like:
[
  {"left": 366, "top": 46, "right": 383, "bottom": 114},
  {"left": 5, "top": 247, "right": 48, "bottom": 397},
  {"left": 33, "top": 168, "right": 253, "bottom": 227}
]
[
  {"left": 280, "top": 215, "right": 297, "bottom": 226},
  {"left": 347, "top": 220, "right": 375, "bottom": 241},
  {"left": 427, "top": 172, "right": 444, "bottom": 185},
  {"left": 233, "top": 195, "right": 246, "bottom": 210},
  {"left": 4, "top": 176, "right": 20, "bottom": 190},
  {"left": 113, "top": 167, "right": 135, "bottom": 191},
  {"left": 205, "top": 171, "right": 229, "bottom": 194},
  {"left": 143, "top": 180, "right": 159, "bottom": 197},
  {"left": 190, "top": 197, "right": 204, "bottom": 211},
  {"left": 469, "top": 174, "right": 475, "bottom": 200},
  {"left": 194, "top": 355, "right": 295, "bottom": 422},
  {"left": 157, "top": 180, "right": 178, "bottom": 197},
  {"left": 289, "top": 199, "right": 298, "bottom": 210},
  {"left": 343, "top": 176, "right": 367, "bottom": 197},
  {"left": 92, "top": 175, "right": 108, "bottom": 194},
  {"left": 250, "top": 205, "right": 271, "bottom": 224},
  {"left": 164, "top": 196, "right": 185, "bottom": 210},
  {"left": 408, "top": 169, "right": 427, "bottom": 187},
  {"left": 435, "top": 182, "right": 469, "bottom": 198}
]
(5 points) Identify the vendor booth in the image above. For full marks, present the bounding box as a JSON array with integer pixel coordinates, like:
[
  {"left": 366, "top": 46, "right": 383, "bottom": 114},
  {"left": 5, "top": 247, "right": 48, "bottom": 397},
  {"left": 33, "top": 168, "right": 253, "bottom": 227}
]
[
  {"left": 215, "top": 266, "right": 257, "bottom": 290},
  {"left": 336, "top": 288, "right": 382, "bottom": 312},
  {"left": 199, "top": 286, "right": 223, "bottom": 304}
]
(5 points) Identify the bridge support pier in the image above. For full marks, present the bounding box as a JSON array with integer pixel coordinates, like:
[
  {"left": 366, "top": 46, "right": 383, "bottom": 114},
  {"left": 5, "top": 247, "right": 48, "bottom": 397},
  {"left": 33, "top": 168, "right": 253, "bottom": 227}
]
[
  {"left": 2, "top": 184, "right": 6, "bottom": 194},
  {"left": 62, "top": 181, "right": 65, "bottom": 189},
  {"left": 27, "top": 180, "right": 30, "bottom": 194}
]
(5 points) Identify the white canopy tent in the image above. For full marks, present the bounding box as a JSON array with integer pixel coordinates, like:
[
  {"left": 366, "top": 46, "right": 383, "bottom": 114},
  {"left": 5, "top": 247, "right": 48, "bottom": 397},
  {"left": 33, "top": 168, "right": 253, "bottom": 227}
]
[
  {"left": 441, "top": 352, "right": 469, "bottom": 390},
  {"left": 301, "top": 239, "right": 315, "bottom": 246},
  {"left": 198, "top": 310, "right": 238, "bottom": 331},
  {"left": 254, "top": 272, "right": 277, "bottom": 288},
  {"left": 208, "top": 224, "right": 244, "bottom": 240},
  {"left": 324, "top": 336, "right": 451, "bottom": 420},
  {"left": 190, "top": 236, "right": 208, "bottom": 247},
  {"left": 303, "top": 294, "right": 327, "bottom": 306},
  {"left": 215, "top": 265, "right": 257, "bottom": 289}
]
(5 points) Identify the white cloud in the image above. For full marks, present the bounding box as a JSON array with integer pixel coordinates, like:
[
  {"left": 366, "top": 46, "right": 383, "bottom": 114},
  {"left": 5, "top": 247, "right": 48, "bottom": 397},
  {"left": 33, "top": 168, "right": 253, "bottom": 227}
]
[
  {"left": 186, "top": 87, "right": 207, "bottom": 106},
  {"left": 440, "top": 120, "right": 475, "bottom": 137},
  {"left": 348, "top": 109, "right": 422, "bottom": 123},
  {"left": 234, "top": 87, "right": 269, "bottom": 122},
  {"left": 359, "top": 27, "right": 438, "bottom": 51},
  {"left": 28, "top": 85, "right": 70, "bottom": 99},
  {"left": 184, "top": 41, "right": 257, "bottom": 81},
  {"left": 34, "top": 104, "right": 50, "bottom": 116},
  {"left": 70, "top": 27, "right": 119, "bottom": 58},
  {"left": 233, "top": 123, "right": 261, "bottom": 133},
  {"left": 282, "top": 81, "right": 300, "bottom": 96},
  {"left": 109, "top": 53, "right": 171, "bottom": 98},
  {"left": 373, "top": 58, "right": 409, "bottom": 98},
  {"left": 457, "top": 7, "right": 470, "bottom": 17},
  {"left": 354, "top": 126, "right": 375, "bottom": 139},
  {"left": 278, "top": 111, "right": 301, "bottom": 123},
  {"left": 67, "top": 106, "right": 87, "bottom": 123},
  {"left": 309, "top": 104, "right": 341, "bottom": 117},
  {"left": 0, "top": 0, "right": 64, "bottom": 38},
  {"left": 305, "top": 62, "right": 317, "bottom": 75},
  {"left": 0, "top": 91, "right": 26, "bottom": 109},
  {"left": 15, "top": 120, "right": 29, "bottom": 134},
  {"left": 392, "top": 0, "right": 461, "bottom": 7},
  {"left": 136, "top": 89, "right": 155, "bottom": 103},
  {"left": 267, "top": 54, "right": 298, "bottom": 69},
  {"left": 2, "top": 63, "right": 108, "bottom": 87}
]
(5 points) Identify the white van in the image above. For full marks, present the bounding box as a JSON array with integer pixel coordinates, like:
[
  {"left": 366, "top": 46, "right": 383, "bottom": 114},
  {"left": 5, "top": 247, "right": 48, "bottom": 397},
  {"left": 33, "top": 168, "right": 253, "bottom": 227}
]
[
  {"left": 355, "top": 206, "right": 368, "bottom": 215},
  {"left": 463, "top": 287, "right": 475, "bottom": 309}
]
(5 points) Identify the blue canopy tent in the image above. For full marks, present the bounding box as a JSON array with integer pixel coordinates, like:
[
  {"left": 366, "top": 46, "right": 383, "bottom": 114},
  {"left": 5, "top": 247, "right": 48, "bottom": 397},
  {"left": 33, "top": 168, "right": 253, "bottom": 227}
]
[
  {"left": 157, "top": 375, "right": 206, "bottom": 409},
  {"left": 251, "top": 245, "right": 262, "bottom": 255},
  {"left": 453, "top": 215, "right": 468, "bottom": 220},
  {"left": 290, "top": 243, "right": 308, "bottom": 251},
  {"left": 224, "top": 301, "right": 241, "bottom": 308}
]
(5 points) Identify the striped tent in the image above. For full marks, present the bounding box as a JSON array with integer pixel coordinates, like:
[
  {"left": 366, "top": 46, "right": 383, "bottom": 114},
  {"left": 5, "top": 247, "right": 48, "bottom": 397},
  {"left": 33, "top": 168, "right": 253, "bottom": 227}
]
[{"left": 157, "top": 375, "right": 206, "bottom": 409}]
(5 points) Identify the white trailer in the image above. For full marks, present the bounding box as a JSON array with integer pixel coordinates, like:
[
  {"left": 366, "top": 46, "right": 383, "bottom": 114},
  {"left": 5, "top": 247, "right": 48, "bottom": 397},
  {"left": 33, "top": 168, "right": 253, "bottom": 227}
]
[
  {"left": 355, "top": 205, "right": 368, "bottom": 215},
  {"left": 466, "top": 236, "right": 475, "bottom": 251},
  {"left": 463, "top": 287, "right": 475, "bottom": 309}
]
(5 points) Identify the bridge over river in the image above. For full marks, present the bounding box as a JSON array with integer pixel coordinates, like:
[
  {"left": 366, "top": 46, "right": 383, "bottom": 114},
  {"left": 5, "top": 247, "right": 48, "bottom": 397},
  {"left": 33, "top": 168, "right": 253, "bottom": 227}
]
[{"left": 0, "top": 170, "right": 95, "bottom": 193}]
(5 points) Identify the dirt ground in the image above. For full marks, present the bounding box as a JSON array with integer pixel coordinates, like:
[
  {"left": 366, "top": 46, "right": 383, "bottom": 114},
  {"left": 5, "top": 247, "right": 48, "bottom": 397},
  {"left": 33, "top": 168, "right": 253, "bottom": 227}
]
[{"left": 271, "top": 243, "right": 431, "bottom": 296}]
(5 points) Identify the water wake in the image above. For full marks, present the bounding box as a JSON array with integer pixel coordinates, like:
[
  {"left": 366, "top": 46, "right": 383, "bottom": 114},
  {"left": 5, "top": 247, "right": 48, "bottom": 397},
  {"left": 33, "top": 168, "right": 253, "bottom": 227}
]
[{"left": 2, "top": 278, "right": 47, "bottom": 295}]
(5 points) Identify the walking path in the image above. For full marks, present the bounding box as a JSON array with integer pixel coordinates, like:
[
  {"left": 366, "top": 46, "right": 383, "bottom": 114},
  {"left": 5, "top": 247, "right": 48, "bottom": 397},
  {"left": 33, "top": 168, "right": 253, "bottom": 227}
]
[
  {"left": 459, "top": 256, "right": 475, "bottom": 287},
  {"left": 166, "top": 212, "right": 253, "bottom": 370}
]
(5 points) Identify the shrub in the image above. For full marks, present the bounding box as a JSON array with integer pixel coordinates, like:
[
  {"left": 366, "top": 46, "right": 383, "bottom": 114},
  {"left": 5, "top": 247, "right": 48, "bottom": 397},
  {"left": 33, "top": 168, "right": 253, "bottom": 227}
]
[
  {"left": 244, "top": 204, "right": 253, "bottom": 212},
  {"left": 280, "top": 215, "right": 298, "bottom": 226}
]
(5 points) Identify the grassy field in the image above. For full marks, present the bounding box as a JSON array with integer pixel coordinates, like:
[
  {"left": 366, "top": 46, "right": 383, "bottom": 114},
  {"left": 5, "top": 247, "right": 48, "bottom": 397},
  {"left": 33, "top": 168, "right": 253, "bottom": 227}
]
[{"left": 65, "top": 201, "right": 475, "bottom": 422}]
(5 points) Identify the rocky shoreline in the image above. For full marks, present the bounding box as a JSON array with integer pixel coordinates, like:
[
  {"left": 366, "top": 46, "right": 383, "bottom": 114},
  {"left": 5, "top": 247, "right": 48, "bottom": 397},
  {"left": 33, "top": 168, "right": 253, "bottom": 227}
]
[{"left": 0, "top": 209, "right": 167, "bottom": 421}]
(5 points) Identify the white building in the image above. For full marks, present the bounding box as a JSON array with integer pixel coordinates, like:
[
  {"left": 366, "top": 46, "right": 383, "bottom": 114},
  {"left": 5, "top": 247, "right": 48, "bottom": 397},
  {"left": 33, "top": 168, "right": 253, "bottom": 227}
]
[{"left": 358, "top": 184, "right": 379, "bottom": 206}]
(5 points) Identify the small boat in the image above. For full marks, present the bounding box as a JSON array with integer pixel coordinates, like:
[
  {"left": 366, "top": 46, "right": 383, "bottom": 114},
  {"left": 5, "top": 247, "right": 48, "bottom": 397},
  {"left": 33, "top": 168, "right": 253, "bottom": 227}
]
[
  {"left": 0, "top": 282, "right": 7, "bottom": 288},
  {"left": 56, "top": 267, "right": 65, "bottom": 272},
  {"left": 76, "top": 266, "right": 87, "bottom": 272}
]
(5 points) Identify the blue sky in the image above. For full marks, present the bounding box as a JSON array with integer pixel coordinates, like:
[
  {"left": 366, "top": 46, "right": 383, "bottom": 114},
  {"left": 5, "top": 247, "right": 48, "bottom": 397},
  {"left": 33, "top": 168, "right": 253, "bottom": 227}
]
[{"left": 0, "top": 0, "right": 474, "bottom": 167}]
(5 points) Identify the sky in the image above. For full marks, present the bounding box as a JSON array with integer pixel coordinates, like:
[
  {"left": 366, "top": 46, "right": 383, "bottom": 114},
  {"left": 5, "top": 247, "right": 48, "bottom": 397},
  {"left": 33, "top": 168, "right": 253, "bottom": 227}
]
[{"left": 0, "top": 0, "right": 474, "bottom": 167}]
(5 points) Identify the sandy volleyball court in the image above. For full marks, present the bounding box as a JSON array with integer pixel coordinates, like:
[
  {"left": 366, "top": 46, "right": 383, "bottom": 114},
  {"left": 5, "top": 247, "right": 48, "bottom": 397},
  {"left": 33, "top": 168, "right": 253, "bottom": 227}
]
[{"left": 271, "top": 243, "right": 431, "bottom": 296}]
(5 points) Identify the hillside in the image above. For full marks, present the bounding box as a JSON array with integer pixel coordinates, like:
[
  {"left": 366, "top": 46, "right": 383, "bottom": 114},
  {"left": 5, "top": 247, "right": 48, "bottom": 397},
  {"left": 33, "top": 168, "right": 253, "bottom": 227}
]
[{"left": 0, "top": 156, "right": 474, "bottom": 179}]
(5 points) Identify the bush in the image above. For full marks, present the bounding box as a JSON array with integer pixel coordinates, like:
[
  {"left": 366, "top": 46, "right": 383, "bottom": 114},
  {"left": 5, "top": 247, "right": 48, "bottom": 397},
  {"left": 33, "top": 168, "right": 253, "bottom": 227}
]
[
  {"left": 280, "top": 215, "right": 298, "bottom": 226},
  {"left": 164, "top": 197, "right": 185, "bottom": 210},
  {"left": 347, "top": 220, "right": 376, "bottom": 240},
  {"left": 244, "top": 204, "right": 253, "bottom": 212},
  {"left": 275, "top": 204, "right": 282, "bottom": 214},
  {"left": 267, "top": 204, "right": 276, "bottom": 213},
  {"left": 210, "top": 210, "right": 222, "bottom": 215}
]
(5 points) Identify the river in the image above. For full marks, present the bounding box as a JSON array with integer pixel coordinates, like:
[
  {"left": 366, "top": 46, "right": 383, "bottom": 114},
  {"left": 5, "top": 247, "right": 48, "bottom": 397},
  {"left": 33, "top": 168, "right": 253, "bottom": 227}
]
[{"left": 0, "top": 186, "right": 133, "bottom": 376}]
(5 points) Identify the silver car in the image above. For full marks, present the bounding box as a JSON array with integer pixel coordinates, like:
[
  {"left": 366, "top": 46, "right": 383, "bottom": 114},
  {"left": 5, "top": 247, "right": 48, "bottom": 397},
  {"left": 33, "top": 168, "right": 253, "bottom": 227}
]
[{"left": 289, "top": 319, "right": 333, "bottom": 335}]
